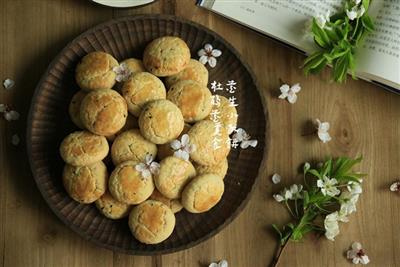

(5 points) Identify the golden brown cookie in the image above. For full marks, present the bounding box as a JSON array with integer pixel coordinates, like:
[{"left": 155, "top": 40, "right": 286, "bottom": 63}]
[
  {"left": 138, "top": 99, "right": 184, "bottom": 144},
  {"left": 59, "top": 131, "right": 109, "bottom": 166},
  {"left": 208, "top": 95, "right": 238, "bottom": 134},
  {"left": 105, "top": 114, "right": 138, "bottom": 142},
  {"left": 63, "top": 161, "right": 108, "bottom": 204},
  {"left": 181, "top": 173, "right": 224, "bottom": 213},
  {"left": 143, "top": 36, "right": 190, "bottom": 77},
  {"left": 111, "top": 129, "right": 157, "bottom": 166},
  {"left": 121, "top": 58, "right": 145, "bottom": 76},
  {"left": 157, "top": 123, "right": 191, "bottom": 160},
  {"left": 128, "top": 200, "right": 175, "bottom": 244},
  {"left": 95, "top": 191, "right": 131, "bottom": 219},
  {"left": 68, "top": 90, "right": 87, "bottom": 129},
  {"left": 109, "top": 161, "right": 154, "bottom": 205},
  {"left": 167, "top": 80, "right": 212, "bottom": 123},
  {"left": 80, "top": 89, "right": 128, "bottom": 136},
  {"left": 75, "top": 51, "right": 118, "bottom": 91},
  {"left": 149, "top": 189, "right": 183, "bottom": 213},
  {"left": 121, "top": 72, "right": 166, "bottom": 117},
  {"left": 195, "top": 158, "right": 228, "bottom": 179},
  {"left": 154, "top": 156, "right": 196, "bottom": 199},
  {"left": 187, "top": 120, "right": 230, "bottom": 166},
  {"left": 165, "top": 59, "right": 209, "bottom": 87}
]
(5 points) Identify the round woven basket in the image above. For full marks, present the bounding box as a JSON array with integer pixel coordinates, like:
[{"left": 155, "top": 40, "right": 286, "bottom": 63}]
[{"left": 27, "top": 14, "right": 269, "bottom": 254}]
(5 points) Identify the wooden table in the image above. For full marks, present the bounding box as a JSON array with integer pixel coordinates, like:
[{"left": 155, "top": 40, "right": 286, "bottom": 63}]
[{"left": 0, "top": 1, "right": 399, "bottom": 266}]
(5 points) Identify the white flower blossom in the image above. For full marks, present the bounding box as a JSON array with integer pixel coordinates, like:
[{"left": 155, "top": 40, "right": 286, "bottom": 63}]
[
  {"left": 170, "top": 134, "right": 196, "bottom": 161},
  {"left": 273, "top": 184, "right": 303, "bottom": 202},
  {"left": 316, "top": 119, "right": 332, "bottom": 143},
  {"left": 324, "top": 211, "right": 340, "bottom": 241},
  {"left": 11, "top": 134, "right": 20, "bottom": 146},
  {"left": 315, "top": 10, "right": 331, "bottom": 28},
  {"left": 340, "top": 191, "right": 360, "bottom": 216},
  {"left": 346, "top": 5, "right": 365, "bottom": 20},
  {"left": 317, "top": 175, "right": 340, "bottom": 197},
  {"left": 3, "top": 78, "right": 15, "bottom": 90},
  {"left": 231, "top": 128, "right": 258, "bottom": 149},
  {"left": 271, "top": 173, "right": 281, "bottom": 184},
  {"left": 135, "top": 154, "right": 160, "bottom": 179},
  {"left": 113, "top": 62, "right": 132, "bottom": 82},
  {"left": 347, "top": 181, "right": 363, "bottom": 195},
  {"left": 354, "top": 0, "right": 362, "bottom": 4},
  {"left": 390, "top": 180, "right": 400, "bottom": 192},
  {"left": 209, "top": 259, "right": 228, "bottom": 267},
  {"left": 289, "top": 184, "right": 303, "bottom": 199},
  {"left": 278, "top": 83, "right": 301, "bottom": 104},
  {"left": 198, "top": 44, "right": 222, "bottom": 68},
  {"left": 347, "top": 242, "right": 370, "bottom": 265}
]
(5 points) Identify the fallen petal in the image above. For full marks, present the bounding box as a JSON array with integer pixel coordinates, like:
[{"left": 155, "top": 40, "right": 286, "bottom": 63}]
[
  {"left": 3, "top": 78, "right": 15, "bottom": 90},
  {"left": 170, "top": 140, "right": 182, "bottom": 150},
  {"left": 271, "top": 173, "right": 281, "bottom": 184},
  {"left": 0, "top": 104, "right": 6, "bottom": 113},
  {"left": 208, "top": 263, "right": 218, "bottom": 267},
  {"left": 390, "top": 181, "right": 400, "bottom": 192},
  {"left": 287, "top": 92, "right": 297, "bottom": 104}
]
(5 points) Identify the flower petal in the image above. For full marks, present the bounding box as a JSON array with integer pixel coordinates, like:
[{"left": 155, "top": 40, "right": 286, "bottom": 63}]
[
  {"left": 240, "top": 141, "right": 250, "bottom": 149},
  {"left": 3, "top": 79, "right": 15, "bottom": 90},
  {"left": 150, "top": 162, "right": 160, "bottom": 175},
  {"left": 174, "top": 149, "right": 189, "bottom": 161},
  {"left": 135, "top": 163, "right": 146, "bottom": 172},
  {"left": 271, "top": 173, "right": 281, "bottom": 184},
  {"left": 291, "top": 83, "right": 301, "bottom": 93},
  {"left": 4, "top": 110, "right": 20, "bottom": 121},
  {"left": 197, "top": 49, "right": 206, "bottom": 57},
  {"left": 278, "top": 93, "right": 288, "bottom": 99},
  {"left": 209, "top": 263, "right": 218, "bottom": 267},
  {"left": 180, "top": 134, "right": 189, "bottom": 146},
  {"left": 219, "top": 260, "right": 228, "bottom": 267},
  {"left": 279, "top": 84, "right": 290, "bottom": 93},
  {"left": 170, "top": 140, "right": 182, "bottom": 150},
  {"left": 211, "top": 49, "right": 222, "bottom": 57},
  {"left": 390, "top": 181, "right": 400, "bottom": 192},
  {"left": 208, "top": 57, "right": 217, "bottom": 68},
  {"left": 145, "top": 154, "right": 153, "bottom": 165},
  {"left": 247, "top": 139, "right": 258, "bottom": 147},
  {"left": 360, "top": 255, "right": 370, "bottom": 264},
  {"left": 287, "top": 92, "right": 297, "bottom": 104},
  {"left": 204, "top": 43, "right": 213, "bottom": 52},
  {"left": 273, "top": 194, "right": 284, "bottom": 202},
  {"left": 142, "top": 169, "right": 152, "bottom": 179},
  {"left": 352, "top": 242, "right": 362, "bottom": 250},
  {"left": 199, "top": 55, "right": 208, "bottom": 65}
]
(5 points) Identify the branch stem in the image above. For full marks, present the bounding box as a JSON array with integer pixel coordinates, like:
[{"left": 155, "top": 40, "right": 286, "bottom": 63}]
[{"left": 269, "top": 235, "right": 291, "bottom": 267}]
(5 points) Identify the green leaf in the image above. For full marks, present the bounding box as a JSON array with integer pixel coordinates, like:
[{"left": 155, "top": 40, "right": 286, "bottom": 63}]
[
  {"left": 332, "top": 53, "right": 350, "bottom": 82},
  {"left": 332, "top": 156, "right": 363, "bottom": 178},
  {"left": 321, "top": 158, "right": 333, "bottom": 177},
  {"left": 362, "top": 0, "right": 370, "bottom": 11},
  {"left": 312, "top": 18, "right": 331, "bottom": 48},
  {"left": 303, "top": 190, "right": 310, "bottom": 209},
  {"left": 361, "top": 15, "right": 374, "bottom": 32},
  {"left": 303, "top": 52, "right": 327, "bottom": 75},
  {"left": 272, "top": 224, "right": 283, "bottom": 239},
  {"left": 308, "top": 169, "right": 322, "bottom": 179}
]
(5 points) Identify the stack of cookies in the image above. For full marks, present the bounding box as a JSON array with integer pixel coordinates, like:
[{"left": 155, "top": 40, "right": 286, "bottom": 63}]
[{"left": 59, "top": 36, "right": 238, "bottom": 245}]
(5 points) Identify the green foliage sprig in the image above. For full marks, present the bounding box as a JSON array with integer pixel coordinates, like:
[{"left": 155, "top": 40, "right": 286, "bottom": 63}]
[
  {"left": 270, "top": 156, "right": 365, "bottom": 267},
  {"left": 303, "top": 0, "right": 375, "bottom": 83}
]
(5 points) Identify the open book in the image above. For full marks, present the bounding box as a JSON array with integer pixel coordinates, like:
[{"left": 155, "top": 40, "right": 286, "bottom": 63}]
[{"left": 198, "top": 0, "right": 400, "bottom": 92}]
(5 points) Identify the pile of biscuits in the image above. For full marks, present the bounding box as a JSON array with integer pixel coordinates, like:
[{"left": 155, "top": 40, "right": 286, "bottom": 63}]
[{"left": 59, "top": 36, "right": 238, "bottom": 244}]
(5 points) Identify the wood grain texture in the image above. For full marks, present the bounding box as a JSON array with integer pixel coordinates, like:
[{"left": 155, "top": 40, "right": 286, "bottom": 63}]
[{"left": 0, "top": 0, "right": 399, "bottom": 266}]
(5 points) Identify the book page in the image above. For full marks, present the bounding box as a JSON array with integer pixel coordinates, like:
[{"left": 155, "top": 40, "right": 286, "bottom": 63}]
[
  {"left": 199, "top": 0, "right": 342, "bottom": 52},
  {"left": 356, "top": 0, "right": 400, "bottom": 86}
]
